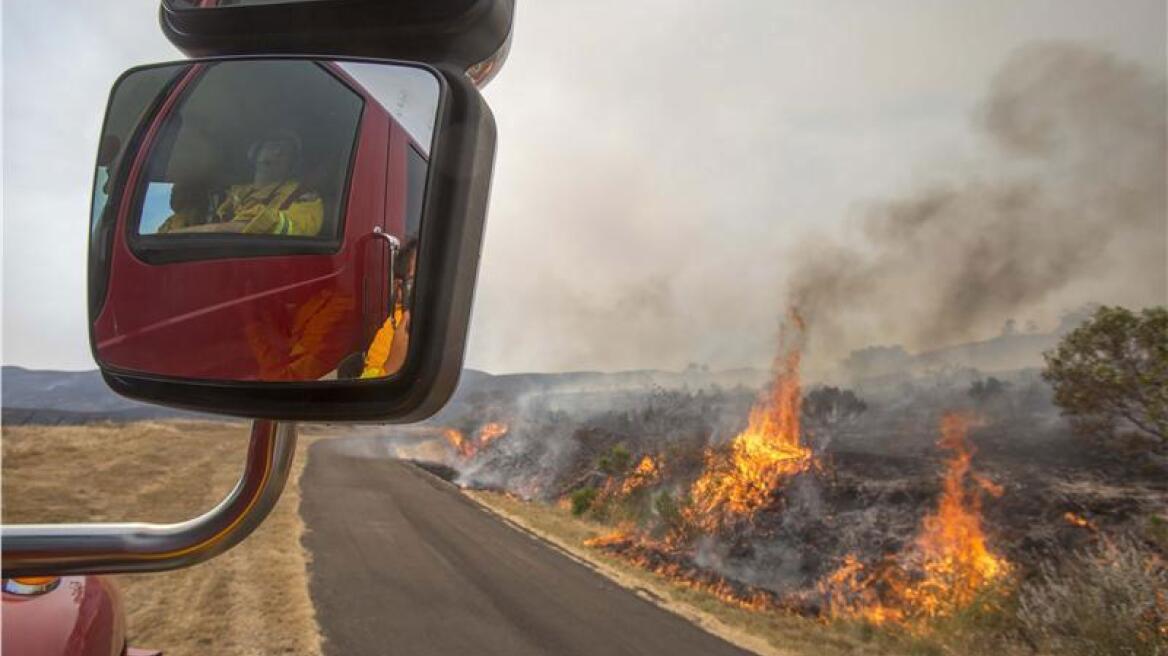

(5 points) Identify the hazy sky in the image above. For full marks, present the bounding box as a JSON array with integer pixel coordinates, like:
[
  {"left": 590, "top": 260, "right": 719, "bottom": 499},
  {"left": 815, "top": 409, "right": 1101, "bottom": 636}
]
[{"left": 3, "top": 1, "right": 1165, "bottom": 374}]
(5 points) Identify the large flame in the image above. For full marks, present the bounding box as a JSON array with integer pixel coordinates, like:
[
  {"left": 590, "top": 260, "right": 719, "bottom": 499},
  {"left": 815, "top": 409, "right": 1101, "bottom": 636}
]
[
  {"left": 822, "top": 412, "right": 1010, "bottom": 624},
  {"left": 687, "top": 314, "right": 811, "bottom": 532}
]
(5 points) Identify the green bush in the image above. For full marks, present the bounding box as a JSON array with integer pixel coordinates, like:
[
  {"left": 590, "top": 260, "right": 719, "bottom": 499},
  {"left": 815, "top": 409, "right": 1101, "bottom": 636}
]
[
  {"left": 1146, "top": 515, "right": 1168, "bottom": 552},
  {"left": 598, "top": 444, "right": 632, "bottom": 475},
  {"left": 570, "top": 486, "right": 598, "bottom": 516},
  {"left": 653, "top": 491, "right": 683, "bottom": 529}
]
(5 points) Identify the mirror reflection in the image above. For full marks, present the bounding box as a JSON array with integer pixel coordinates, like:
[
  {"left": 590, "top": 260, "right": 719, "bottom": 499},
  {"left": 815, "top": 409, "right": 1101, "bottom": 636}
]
[{"left": 90, "top": 59, "right": 439, "bottom": 383}]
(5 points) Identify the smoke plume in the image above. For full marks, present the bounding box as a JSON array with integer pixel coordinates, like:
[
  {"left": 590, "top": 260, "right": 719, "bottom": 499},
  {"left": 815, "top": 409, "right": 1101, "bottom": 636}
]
[{"left": 789, "top": 43, "right": 1167, "bottom": 368}]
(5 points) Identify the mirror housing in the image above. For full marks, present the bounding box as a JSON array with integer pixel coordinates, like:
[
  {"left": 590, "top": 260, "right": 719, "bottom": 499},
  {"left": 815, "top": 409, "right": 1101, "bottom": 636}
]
[
  {"left": 89, "top": 58, "right": 495, "bottom": 422},
  {"left": 159, "top": 0, "right": 514, "bottom": 87}
]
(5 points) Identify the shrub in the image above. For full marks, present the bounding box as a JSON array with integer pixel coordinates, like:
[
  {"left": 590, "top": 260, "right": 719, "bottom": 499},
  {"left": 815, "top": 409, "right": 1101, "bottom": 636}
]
[
  {"left": 804, "top": 386, "right": 868, "bottom": 426},
  {"left": 570, "top": 486, "right": 598, "bottom": 516},
  {"left": 1015, "top": 535, "right": 1167, "bottom": 656},
  {"left": 968, "top": 377, "right": 1010, "bottom": 404},
  {"left": 653, "top": 491, "right": 683, "bottom": 530},
  {"left": 598, "top": 444, "right": 632, "bottom": 475},
  {"left": 1147, "top": 515, "right": 1168, "bottom": 552}
]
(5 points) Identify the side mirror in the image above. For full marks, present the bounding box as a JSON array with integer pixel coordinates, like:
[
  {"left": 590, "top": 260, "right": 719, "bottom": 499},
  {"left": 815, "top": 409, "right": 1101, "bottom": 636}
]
[{"left": 89, "top": 58, "right": 495, "bottom": 422}]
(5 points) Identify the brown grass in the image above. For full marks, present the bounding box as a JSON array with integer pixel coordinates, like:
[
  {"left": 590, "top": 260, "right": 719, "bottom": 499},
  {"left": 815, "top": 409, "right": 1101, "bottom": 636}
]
[
  {"left": 1015, "top": 535, "right": 1168, "bottom": 656},
  {"left": 2, "top": 420, "right": 324, "bottom": 656}
]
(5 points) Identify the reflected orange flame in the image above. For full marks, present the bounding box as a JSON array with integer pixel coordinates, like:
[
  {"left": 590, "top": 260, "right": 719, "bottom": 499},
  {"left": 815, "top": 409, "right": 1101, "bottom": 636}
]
[
  {"left": 244, "top": 288, "right": 356, "bottom": 380},
  {"left": 821, "top": 412, "right": 1010, "bottom": 625},
  {"left": 687, "top": 312, "right": 811, "bottom": 532}
]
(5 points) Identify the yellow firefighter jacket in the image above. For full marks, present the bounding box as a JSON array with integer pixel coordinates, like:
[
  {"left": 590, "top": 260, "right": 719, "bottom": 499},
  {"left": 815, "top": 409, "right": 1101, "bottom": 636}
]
[
  {"left": 360, "top": 303, "right": 407, "bottom": 379},
  {"left": 158, "top": 180, "right": 323, "bottom": 236},
  {"left": 220, "top": 180, "right": 323, "bottom": 235}
]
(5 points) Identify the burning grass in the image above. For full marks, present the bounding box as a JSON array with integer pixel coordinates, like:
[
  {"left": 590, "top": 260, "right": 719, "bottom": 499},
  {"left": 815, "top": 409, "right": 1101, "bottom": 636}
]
[
  {"left": 820, "top": 412, "right": 1011, "bottom": 627},
  {"left": 472, "top": 481, "right": 1167, "bottom": 656},
  {"left": 583, "top": 530, "right": 790, "bottom": 613},
  {"left": 573, "top": 314, "right": 1016, "bottom": 634},
  {"left": 467, "top": 489, "right": 881, "bottom": 656},
  {"left": 437, "top": 309, "right": 1166, "bottom": 655}
]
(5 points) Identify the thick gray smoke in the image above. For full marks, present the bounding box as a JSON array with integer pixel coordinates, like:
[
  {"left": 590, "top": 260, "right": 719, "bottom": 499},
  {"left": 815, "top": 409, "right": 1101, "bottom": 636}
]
[{"left": 789, "top": 43, "right": 1167, "bottom": 368}]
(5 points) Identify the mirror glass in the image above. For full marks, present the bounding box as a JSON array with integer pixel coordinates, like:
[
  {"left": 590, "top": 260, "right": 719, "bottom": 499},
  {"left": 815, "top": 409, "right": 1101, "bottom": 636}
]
[{"left": 90, "top": 59, "right": 440, "bottom": 382}]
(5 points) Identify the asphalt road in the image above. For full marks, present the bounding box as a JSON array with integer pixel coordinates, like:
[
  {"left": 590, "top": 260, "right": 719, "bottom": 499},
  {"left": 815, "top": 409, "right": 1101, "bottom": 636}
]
[{"left": 300, "top": 435, "right": 753, "bottom": 656}]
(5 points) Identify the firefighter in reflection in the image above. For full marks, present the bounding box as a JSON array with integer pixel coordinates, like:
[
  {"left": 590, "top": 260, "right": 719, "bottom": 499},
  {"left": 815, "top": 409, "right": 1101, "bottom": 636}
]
[
  {"left": 361, "top": 239, "right": 418, "bottom": 378},
  {"left": 160, "top": 130, "right": 323, "bottom": 236}
]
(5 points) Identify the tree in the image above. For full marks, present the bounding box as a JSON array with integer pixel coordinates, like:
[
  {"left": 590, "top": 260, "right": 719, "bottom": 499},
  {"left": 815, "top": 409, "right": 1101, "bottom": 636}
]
[{"left": 1042, "top": 306, "right": 1167, "bottom": 446}]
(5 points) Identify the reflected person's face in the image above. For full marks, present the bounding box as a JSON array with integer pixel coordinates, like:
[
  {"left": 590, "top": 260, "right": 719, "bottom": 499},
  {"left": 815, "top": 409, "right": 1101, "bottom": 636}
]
[{"left": 253, "top": 139, "right": 295, "bottom": 185}]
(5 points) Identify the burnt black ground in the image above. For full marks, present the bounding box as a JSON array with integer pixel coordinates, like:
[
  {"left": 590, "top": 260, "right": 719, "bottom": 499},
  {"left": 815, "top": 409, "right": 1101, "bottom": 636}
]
[{"left": 300, "top": 435, "right": 752, "bottom": 656}]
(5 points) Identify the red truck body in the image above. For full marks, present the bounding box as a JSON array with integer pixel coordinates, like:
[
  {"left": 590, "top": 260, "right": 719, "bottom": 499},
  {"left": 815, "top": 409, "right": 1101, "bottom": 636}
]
[{"left": 0, "top": 576, "right": 156, "bottom": 656}]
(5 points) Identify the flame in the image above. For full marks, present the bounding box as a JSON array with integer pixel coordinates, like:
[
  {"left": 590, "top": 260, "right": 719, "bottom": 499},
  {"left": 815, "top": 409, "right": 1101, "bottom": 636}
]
[
  {"left": 443, "top": 428, "right": 471, "bottom": 458},
  {"left": 822, "top": 412, "right": 1010, "bottom": 625},
  {"left": 618, "top": 455, "right": 661, "bottom": 496},
  {"left": 443, "top": 423, "right": 510, "bottom": 460},
  {"left": 583, "top": 529, "right": 634, "bottom": 550},
  {"left": 1063, "top": 511, "right": 1095, "bottom": 530},
  {"left": 687, "top": 314, "right": 811, "bottom": 532},
  {"left": 478, "top": 422, "right": 509, "bottom": 448},
  {"left": 972, "top": 473, "right": 1005, "bottom": 498},
  {"left": 633, "top": 455, "right": 659, "bottom": 477}
]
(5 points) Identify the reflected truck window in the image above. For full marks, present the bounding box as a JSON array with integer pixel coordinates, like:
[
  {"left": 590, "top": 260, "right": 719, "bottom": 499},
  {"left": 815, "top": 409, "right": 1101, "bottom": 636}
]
[{"left": 134, "top": 60, "right": 363, "bottom": 240}]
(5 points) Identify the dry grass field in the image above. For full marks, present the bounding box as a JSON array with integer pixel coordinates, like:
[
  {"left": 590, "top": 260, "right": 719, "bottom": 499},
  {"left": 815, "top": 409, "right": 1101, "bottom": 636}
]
[{"left": 2, "top": 420, "right": 325, "bottom": 656}]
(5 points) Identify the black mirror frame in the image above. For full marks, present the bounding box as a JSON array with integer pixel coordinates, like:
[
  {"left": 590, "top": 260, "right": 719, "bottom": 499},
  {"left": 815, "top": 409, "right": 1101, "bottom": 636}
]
[
  {"left": 158, "top": 0, "right": 514, "bottom": 86},
  {"left": 92, "top": 57, "right": 496, "bottom": 423}
]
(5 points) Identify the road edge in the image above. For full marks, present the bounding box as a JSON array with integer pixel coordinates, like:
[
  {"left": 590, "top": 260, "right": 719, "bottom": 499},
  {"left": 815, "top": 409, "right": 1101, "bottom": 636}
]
[{"left": 404, "top": 463, "right": 782, "bottom": 656}]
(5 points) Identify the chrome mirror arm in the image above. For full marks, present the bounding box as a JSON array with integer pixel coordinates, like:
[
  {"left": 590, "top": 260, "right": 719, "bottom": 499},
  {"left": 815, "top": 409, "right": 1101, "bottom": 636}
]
[{"left": 1, "top": 419, "right": 297, "bottom": 577}]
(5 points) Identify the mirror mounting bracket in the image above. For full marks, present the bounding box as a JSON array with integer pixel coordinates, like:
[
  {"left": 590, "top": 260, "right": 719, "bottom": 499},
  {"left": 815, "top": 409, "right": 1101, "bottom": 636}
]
[
  {"left": 373, "top": 226, "right": 402, "bottom": 310},
  {"left": 0, "top": 419, "right": 297, "bottom": 578}
]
